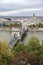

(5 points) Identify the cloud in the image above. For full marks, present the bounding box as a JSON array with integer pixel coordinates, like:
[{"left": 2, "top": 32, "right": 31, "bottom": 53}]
[
  {"left": 0, "top": 8, "right": 43, "bottom": 16},
  {"left": 0, "top": 0, "right": 24, "bottom": 4},
  {"left": 0, "top": 0, "right": 43, "bottom": 16}
]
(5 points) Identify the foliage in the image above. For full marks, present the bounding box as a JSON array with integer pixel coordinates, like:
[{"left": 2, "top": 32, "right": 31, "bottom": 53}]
[
  {"left": 12, "top": 41, "right": 25, "bottom": 56},
  {"left": 42, "top": 40, "right": 43, "bottom": 45},
  {"left": 10, "top": 23, "right": 21, "bottom": 28},
  {"left": 12, "top": 37, "right": 43, "bottom": 65},
  {"left": 0, "top": 41, "right": 13, "bottom": 65},
  {"left": 13, "top": 52, "right": 39, "bottom": 65},
  {"left": 0, "top": 37, "right": 43, "bottom": 65},
  {"left": 28, "top": 37, "right": 40, "bottom": 51},
  {"left": 38, "top": 23, "right": 43, "bottom": 27}
]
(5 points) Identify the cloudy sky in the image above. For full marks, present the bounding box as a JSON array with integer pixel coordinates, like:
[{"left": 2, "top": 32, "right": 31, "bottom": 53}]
[{"left": 0, "top": 0, "right": 43, "bottom": 16}]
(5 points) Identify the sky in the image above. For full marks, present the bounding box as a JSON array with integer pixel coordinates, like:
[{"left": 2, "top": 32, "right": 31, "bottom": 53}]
[{"left": 0, "top": 0, "right": 43, "bottom": 16}]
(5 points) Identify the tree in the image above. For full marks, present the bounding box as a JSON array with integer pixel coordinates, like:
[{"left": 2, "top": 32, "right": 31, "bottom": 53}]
[
  {"left": 12, "top": 37, "right": 43, "bottom": 65},
  {"left": 12, "top": 41, "right": 25, "bottom": 56},
  {"left": 38, "top": 23, "right": 43, "bottom": 27},
  {"left": 42, "top": 40, "right": 43, "bottom": 45},
  {"left": 27, "top": 37, "right": 40, "bottom": 55},
  {"left": 38, "top": 44, "right": 43, "bottom": 59},
  {"left": 0, "top": 41, "right": 13, "bottom": 65}
]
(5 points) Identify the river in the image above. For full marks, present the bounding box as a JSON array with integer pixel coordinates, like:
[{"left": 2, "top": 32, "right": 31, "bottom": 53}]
[
  {"left": 23, "top": 31, "right": 43, "bottom": 44},
  {"left": 0, "top": 31, "right": 13, "bottom": 43},
  {"left": 0, "top": 31, "right": 43, "bottom": 45}
]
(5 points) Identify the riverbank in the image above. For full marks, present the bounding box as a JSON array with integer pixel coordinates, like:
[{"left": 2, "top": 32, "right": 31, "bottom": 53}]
[
  {"left": 28, "top": 27, "right": 43, "bottom": 32},
  {"left": 0, "top": 27, "right": 43, "bottom": 32}
]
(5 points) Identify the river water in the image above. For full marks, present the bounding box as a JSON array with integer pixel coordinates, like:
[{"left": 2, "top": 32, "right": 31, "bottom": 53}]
[
  {"left": 0, "top": 31, "right": 43, "bottom": 44},
  {"left": 23, "top": 31, "right": 43, "bottom": 44},
  {"left": 0, "top": 31, "right": 13, "bottom": 43}
]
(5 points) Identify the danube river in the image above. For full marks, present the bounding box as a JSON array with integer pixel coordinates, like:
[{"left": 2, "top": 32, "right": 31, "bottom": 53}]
[
  {"left": 0, "top": 31, "right": 43, "bottom": 45},
  {"left": 23, "top": 31, "right": 43, "bottom": 44},
  {"left": 0, "top": 31, "right": 13, "bottom": 43}
]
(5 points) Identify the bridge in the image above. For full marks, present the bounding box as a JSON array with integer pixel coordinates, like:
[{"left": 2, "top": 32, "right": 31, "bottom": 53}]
[
  {"left": 9, "top": 28, "right": 26, "bottom": 48},
  {"left": 0, "top": 27, "right": 27, "bottom": 47}
]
